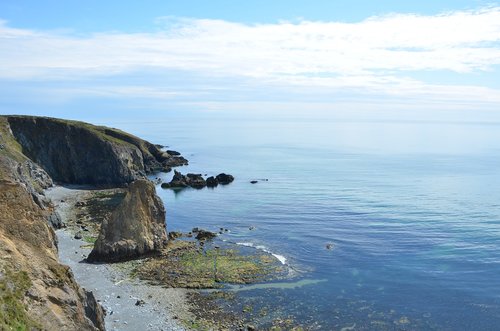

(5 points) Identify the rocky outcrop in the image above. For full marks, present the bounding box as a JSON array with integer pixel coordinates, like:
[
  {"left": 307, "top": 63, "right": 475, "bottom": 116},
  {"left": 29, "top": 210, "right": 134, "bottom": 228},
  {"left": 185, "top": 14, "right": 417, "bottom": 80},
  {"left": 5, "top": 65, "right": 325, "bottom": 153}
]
[
  {"left": 87, "top": 180, "right": 168, "bottom": 262},
  {"left": 0, "top": 116, "right": 105, "bottom": 330},
  {"left": 5, "top": 115, "right": 187, "bottom": 185},
  {"left": 216, "top": 173, "right": 235, "bottom": 185},
  {"left": 161, "top": 170, "right": 234, "bottom": 189}
]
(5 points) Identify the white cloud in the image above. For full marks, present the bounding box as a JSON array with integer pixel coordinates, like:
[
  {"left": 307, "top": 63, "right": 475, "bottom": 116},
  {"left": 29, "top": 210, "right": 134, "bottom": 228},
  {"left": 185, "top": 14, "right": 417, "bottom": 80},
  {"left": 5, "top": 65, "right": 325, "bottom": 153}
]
[{"left": 1, "top": 8, "right": 500, "bottom": 106}]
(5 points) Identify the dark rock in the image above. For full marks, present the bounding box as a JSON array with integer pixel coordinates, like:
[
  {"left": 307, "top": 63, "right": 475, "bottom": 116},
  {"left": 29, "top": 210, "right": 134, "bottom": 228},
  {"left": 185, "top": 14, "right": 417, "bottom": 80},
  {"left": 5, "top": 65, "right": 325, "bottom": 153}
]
[
  {"left": 83, "top": 290, "right": 106, "bottom": 330},
  {"left": 155, "top": 144, "right": 165, "bottom": 149},
  {"left": 162, "top": 170, "right": 207, "bottom": 189},
  {"left": 195, "top": 229, "right": 217, "bottom": 241},
  {"left": 87, "top": 180, "right": 168, "bottom": 263},
  {"left": 206, "top": 176, "right": 218, "bottom": 187},
  {"left": 216, "top": 173, "right": 234, "bottom": 185},
  {"left": 250, "top": 180, "right": 258, "bottom": 184},
  {"left": 48, "top": 211, "right": 63, "bottom": 229},
  {"left": 326, "top": 243, "right": 334, "bottom": 250},
  {"left": 192, "top": 227, "right": 199, "bottom": 233},
  {"left": 168, "top": 231, "right": 183, "bottom": 240},
  {"left": 186, "top": 173, "right": 206, "bottom": 189},
  {"left": 249, "top": 226, "right": 255, "bottom": 231},
  {"left": 135, "top": 299, "right": 146, "bottom": 306},
  {"left": 74, "top": 232, "right": 83, "bottom": 240},
  {"left": 166, "top": 150, "right": 181, "bottom": 156}
]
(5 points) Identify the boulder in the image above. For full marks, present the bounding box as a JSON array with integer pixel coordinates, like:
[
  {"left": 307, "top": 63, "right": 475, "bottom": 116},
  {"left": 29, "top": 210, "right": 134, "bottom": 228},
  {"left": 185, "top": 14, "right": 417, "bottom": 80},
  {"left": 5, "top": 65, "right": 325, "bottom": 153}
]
[
  {"left": 186, "top": 173, "right": 206, "bottom": 189},
  {"left": 216, "top": 173, "right": 234, "bottom": 185},
  {"left": 206, "top": 176, "right": 218, "bottom": 188},
  {"left": 195, "top": 229, "right": 217, "bottom": 241},
  {"left": 87, "top": 180, "right": 168, "bottom": 262}
]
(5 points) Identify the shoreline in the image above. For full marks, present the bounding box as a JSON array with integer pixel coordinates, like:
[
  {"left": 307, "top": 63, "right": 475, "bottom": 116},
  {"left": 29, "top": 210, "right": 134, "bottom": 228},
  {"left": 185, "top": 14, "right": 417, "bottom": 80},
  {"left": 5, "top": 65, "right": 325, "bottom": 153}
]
[{"left": 47, "top": 186, "right": 190, "bottom": 331}]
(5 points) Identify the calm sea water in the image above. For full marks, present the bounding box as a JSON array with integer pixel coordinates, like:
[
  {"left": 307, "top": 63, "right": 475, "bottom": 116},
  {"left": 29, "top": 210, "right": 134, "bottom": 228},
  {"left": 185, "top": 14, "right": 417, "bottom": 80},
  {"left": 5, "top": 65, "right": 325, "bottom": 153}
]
[{"left": 100, "top": 114, "right": 500, "bottom": 330}]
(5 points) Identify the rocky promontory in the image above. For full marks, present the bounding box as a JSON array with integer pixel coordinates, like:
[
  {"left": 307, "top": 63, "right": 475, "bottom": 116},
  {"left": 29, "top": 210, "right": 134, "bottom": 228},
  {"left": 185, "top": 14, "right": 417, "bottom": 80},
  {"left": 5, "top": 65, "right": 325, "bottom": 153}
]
[{"left": 6, "top": 115, "right": 187, "bottom": 185}]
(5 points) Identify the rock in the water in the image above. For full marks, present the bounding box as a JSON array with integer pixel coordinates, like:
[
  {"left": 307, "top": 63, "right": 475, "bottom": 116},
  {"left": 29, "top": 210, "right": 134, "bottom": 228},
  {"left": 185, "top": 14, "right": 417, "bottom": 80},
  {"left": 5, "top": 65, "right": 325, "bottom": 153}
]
[
  {"left": 166, "top": 150, "right": 181, "bottom": 156},
  {"left": 135, "top": 299, "right": 146, "bottom": 306},
  {"left": 195, "top": 229, "right": 217, "bottom": 241},
  {"left": 168, "top": 231, "right": 183, "bottom": 240},
  {"left": 74, "top": 232, "right": 83, "bottom": 240},
  {"left": 87, "top": 180, "right": 168, "bottom": 262},
  {"left": 216, "top": 173, "right": 234, "bottom": 185},
  {"left": 186, "top": 173, "right": 206, "bottom": 189},
  {"left": 250, "top": 180, "right": 258, "bottom": 184},
  {"left": 206, "top": 176, "right": 218, "bottom": 187}
]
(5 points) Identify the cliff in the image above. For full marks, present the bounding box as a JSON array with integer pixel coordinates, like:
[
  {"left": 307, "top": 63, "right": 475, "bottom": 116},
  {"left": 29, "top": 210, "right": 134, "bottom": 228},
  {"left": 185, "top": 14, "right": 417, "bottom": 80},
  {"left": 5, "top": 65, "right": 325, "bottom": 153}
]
[
  {"left": 0, "top": 115, "right": 175, "bottom": 329},
  {"left": 0, "top": 117, "right": 105, "bottom": 330},
  {"left": 5, "top": 115, "right": 187, "bottom": 186}
]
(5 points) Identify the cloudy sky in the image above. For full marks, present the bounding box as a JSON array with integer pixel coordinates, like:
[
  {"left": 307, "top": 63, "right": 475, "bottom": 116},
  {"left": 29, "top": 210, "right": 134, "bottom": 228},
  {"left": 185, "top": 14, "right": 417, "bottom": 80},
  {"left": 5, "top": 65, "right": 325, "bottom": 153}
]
[{"left": 1, "top": 0, "right": 500, "bottom": 118}]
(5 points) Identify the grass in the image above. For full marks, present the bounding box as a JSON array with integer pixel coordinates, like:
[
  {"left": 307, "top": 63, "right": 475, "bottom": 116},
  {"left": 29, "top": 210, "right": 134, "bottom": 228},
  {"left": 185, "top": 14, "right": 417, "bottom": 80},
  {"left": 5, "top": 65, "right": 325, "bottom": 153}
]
[{"left": 0, "top": 267, "right": 40, "bottom": 330}]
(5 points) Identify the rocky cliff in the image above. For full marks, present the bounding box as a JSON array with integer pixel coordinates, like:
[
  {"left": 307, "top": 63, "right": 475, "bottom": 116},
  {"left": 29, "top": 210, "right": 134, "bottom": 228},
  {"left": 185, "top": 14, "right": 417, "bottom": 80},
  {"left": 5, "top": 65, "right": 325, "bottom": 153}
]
[
  {"left": 0, "top": 117, "right": 105, "bottom": 330},
  {"left": 6, "top": 115, "right": 187, "bottom": 186},
  {"left": 0, "top": 115, "right": 176, "bottom": 330}
]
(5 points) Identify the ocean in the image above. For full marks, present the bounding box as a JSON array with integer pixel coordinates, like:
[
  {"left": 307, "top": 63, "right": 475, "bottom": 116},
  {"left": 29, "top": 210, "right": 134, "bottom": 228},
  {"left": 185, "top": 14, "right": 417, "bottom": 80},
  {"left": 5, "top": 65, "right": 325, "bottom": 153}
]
[{"left": 93, "top": 112, "right": 500, "bottom": 330}]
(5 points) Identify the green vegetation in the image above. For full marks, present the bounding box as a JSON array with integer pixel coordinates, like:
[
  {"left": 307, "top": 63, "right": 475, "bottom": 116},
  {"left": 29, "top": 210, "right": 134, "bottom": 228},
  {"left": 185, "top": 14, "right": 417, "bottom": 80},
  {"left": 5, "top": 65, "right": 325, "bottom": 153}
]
[
  {"left": 134, "top": 240, "right": 285, "bottom": 289},
  {"left": 0, "top": 267, "right": 40, "bottom": 330},
  {"left": 0, "top": 117, "right": 26, "bottom": 163}
]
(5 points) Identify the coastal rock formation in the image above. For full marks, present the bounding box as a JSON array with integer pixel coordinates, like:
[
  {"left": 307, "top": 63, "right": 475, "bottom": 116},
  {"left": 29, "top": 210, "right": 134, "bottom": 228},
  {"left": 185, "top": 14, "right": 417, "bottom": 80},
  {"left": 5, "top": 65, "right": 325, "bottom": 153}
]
[
  {"left": 87, "top": 180, "right": 168, "bottom": 262},
  {"left": 216, "top": 173, "right": 234, "bottom": 185},
  {"left": 161, "top": 170, "right": 234, "bottom": 189},
  {"left": 6, "top": 115, "right": 187, "bottom": 185},
  {"left": 0, "top": 117, "right": 105, "bottom": 330}
]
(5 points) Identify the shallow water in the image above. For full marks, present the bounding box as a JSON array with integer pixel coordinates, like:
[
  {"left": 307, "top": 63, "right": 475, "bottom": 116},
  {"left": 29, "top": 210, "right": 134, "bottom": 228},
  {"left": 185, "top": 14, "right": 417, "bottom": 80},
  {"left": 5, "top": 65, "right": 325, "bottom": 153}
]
[{"left": 97, "top": 113, "right": 500, "bottom": 330}]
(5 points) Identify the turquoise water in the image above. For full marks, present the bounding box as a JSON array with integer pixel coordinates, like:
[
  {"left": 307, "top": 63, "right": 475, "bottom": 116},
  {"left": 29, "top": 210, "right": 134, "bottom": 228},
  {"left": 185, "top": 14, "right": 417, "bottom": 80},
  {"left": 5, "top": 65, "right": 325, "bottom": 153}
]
[{"left": 106, "top": 114, "right": 500, "bottom": 330}]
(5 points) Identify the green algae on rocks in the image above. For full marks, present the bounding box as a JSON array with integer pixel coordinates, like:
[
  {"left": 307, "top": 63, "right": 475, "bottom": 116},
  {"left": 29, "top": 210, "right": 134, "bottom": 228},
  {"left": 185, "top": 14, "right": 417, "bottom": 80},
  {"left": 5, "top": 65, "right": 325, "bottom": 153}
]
[{"left": 134, "top": 240, "right": 286, "bottom": 289}]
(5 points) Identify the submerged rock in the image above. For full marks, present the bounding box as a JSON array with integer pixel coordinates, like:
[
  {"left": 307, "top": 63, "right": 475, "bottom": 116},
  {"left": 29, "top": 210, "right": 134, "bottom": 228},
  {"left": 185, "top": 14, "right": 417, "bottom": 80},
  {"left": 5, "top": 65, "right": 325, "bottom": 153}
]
[{"left": 87, "top": 180, "right": 168, "bottom": 262}]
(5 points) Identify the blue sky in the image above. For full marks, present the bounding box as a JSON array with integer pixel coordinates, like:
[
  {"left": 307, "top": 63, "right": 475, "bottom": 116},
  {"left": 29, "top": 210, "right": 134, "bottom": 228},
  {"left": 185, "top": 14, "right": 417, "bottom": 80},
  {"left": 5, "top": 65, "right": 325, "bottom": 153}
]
[{"left": 1, "top": 0, "right": 500, "bottom": 119}]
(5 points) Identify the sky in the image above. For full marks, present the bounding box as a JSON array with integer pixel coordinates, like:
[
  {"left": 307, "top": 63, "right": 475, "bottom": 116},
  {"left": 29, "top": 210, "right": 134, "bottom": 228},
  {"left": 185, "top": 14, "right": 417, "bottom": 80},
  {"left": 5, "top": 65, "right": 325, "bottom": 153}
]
[{"left": 1, "top": 0, "right": 500, "bottom": 120}]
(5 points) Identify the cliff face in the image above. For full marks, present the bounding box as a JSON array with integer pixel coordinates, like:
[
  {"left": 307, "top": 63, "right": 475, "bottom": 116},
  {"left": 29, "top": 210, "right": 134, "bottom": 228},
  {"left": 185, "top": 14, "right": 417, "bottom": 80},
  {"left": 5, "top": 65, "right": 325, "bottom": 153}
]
[
  {"left": 6, "top": 116, "right": 186, "bottom": 186},
  {"left": 0, "top": 117, "right": 105, "bottom": 330},
  {"left": 87, "top": 180, "right": 168, "bottom": 262}
]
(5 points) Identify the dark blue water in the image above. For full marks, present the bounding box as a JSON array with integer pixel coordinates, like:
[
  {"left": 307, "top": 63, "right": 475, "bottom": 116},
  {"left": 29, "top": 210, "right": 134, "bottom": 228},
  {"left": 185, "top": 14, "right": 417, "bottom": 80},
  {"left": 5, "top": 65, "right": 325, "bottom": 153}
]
[{"left": 103, "top": 115, "right": 500, "bottom": 330}]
